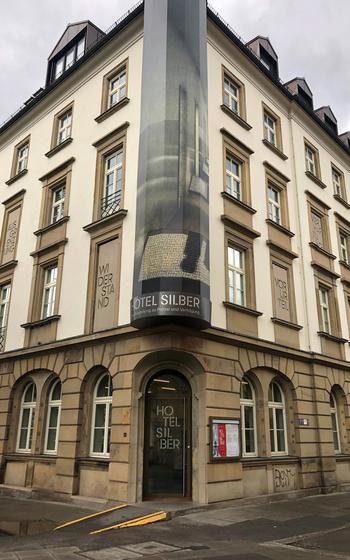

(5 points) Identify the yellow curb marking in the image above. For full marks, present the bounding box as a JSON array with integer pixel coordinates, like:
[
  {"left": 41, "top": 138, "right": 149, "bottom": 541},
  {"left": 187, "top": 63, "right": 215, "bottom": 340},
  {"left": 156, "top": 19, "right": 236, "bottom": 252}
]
[
  {"left": 54, "top": 503, "right": 128, "bottom": 531},
  {"left": 90, "top": 511, "right": 167, "bottom": 534}
]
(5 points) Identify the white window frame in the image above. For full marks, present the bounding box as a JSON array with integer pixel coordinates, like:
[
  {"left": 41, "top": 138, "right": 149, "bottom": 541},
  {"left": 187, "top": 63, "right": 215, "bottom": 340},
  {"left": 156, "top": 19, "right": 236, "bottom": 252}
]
[
  {"left": 227, "top": 245, "right": 245, "bottom": 306},
  {"left": 267, "top": 183, "right": 281, "bottom": 224},
  {"left": 51, "top": 185, "right": 66, "bottom": 224},
  {"left": 41, "top": 265, "right": 58, "bottom": 319},
  {"left": 16, "top": 144, "right": 29, "bottom": 174},
  {"left": 0, "top": 283, "right": 11, "bottom": 331},
  {"left": 305, "top": 145, "right": 316, "bottom": 175},
  {"left": 264, "top": 112, "right": 276, "bottom": 146},
  {"left": 330, "top": 391, "right": 341, "bottom": 454},
  {"left": 240, "top": 378, "right": 257, "bottom": 457},
  {"left": 90, "top": 373, "right": 112, "bottom": 458},
  {"left": 44, "top": 380, "right": 62, "bottom": 455},
  {"left": 108, "top": 68, "right": 127, "bottom": 108},
  {"left": 57, "top": 111, "right": 72, "bottom": 145},
  {"left": 16, "top": 382, "right": 36, "bottom": 453},
  {"left": 319, "top": 286, "right": 331, "bottom": 334},
  {"left": 268, "top": 381, "right": 288, "bottom": 455},
  {"left": 332, "top": 168, "right": 342, "bottom": 197},
  {"left": 223, "top": 75, "right": 240, "bottom": 114},
  {"left": 225, "top": 154, "right": 242, "bottom": 200},
  {"left": 340, "top": 233, "right": 349, "bottom": 264},
  {"left": 104, "top": 149, "right": 123, "bottom": 200}
]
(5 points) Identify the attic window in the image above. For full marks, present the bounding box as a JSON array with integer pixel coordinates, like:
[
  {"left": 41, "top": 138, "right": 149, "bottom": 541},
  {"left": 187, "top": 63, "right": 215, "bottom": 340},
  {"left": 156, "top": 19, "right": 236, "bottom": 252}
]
[
  {"left": 259, "top": 45, "right": 278, "bottom": 76},
  {"left": 297, "top": 86, "right": 312, "bottom": 108},
  {"left": 324, "top": 114, "right": 337, "bottom": 134},
  {"left": 54, "top": 36, "right": 86, "bottom": 80}
]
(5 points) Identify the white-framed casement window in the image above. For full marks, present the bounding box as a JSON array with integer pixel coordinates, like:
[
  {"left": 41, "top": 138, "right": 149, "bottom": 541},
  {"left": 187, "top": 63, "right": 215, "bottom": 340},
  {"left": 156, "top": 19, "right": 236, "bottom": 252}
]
[
  {"left": 16, "top": 143, "right": 29, "bottom": 174},
  {"left": 225, "top": 154, "right": 242, "bottom": 200},
  {"left": 0, "top": 283, "right": 11, "bottom": 352},
  {"left": 41, "top": 265, "right": 58, "bottom": 319},
  {"left": 268, "top": 381, "right": 287, "bottom": 455},
  {"left": 332, "top": 168, "right": 342, "bottom": 197},
  {"left": 57, "top": 111, "right": 72, "bottom": 145},
  {"left": 44, "top": 380, "right": 62, "bottom": 454},
  {"left": 240, "top": 377, "right": 257, "bottom": 456},
  {"left": 90, "top": 373, "right": 112, "bottom": 457},
  {"left": 330, "top": 391, "right": 341, "bottom": 454},
  {"left": 305, "top": 145, "right": 316, "bottom": 174},
  {"left": 340, "top": 233, "right": 349, "bottom": 264},
  {"left": 76, "top": 37, "right": 85, "bottom": 60},
  {"left": 267, "top": 183, "right": 281, "bottom": 224},
  {"left": 227, "top": 245, "right": 245, "bottom": 306},
  {"left": 51, "top": 185, "right": 65, "bottom": 224},
  {"left": 108, "top": 68, "right": 126, "bottom": 108},
  {"left": 264, "top": 112, "right": 277, "bottom": 146},
  {"left": 101, "top": 149, "right": 123, "bottom": 217},
  {"left": 223, "top": 75, "right": 240, "bottom": 114},
  {"left": 17, "top": 382, "right": 36, "bottom": 453},
  {"left": 54, "top": 37, "right": 85, "bottom": 80},
  {"left": 319, "top": 286, "right": 331, "bottom": 334}
]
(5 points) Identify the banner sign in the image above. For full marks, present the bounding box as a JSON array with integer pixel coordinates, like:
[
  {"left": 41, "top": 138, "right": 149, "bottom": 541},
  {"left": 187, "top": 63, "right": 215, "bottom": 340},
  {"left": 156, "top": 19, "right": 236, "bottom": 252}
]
[
  {"left": 210, "top": 418, "right": 240, "bottom": 462},
  {"left": 131, "top": 0, "right": 211, "bottom": 329}
]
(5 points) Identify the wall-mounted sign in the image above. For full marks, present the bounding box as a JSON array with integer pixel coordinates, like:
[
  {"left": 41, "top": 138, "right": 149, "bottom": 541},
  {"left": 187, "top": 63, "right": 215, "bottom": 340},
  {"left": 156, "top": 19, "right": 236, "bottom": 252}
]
[
  {"left": 298, "top": 418, "right": 309, "bottom": 426},
  {"left": 93, "top": 238, "right": 118, "bottom": 332},
  {"left": 210, "top": 417, "right": 240, "bottom": 462}
]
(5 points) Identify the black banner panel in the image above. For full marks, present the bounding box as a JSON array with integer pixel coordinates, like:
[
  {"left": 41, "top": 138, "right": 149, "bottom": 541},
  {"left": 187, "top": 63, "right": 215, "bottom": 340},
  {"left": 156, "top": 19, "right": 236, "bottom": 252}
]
[{"left": 131, "top": 0, "right": 211, "bottom": 328}]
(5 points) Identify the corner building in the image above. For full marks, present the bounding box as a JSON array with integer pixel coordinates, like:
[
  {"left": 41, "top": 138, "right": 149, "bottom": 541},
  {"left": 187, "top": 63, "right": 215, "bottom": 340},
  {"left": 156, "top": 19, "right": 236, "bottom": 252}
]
[{"left": 0, "top": 1, "right": 350, "bottom": 504}]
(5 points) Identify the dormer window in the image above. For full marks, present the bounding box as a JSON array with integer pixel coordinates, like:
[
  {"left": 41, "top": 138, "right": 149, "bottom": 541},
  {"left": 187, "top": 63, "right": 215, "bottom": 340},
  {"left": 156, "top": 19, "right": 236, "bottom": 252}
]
[
  {"left": 259, "top": 45, "right": 278, "bottom": 77},
  {"left": 53, "top": 35, "right": 86, "bottom": 80}
]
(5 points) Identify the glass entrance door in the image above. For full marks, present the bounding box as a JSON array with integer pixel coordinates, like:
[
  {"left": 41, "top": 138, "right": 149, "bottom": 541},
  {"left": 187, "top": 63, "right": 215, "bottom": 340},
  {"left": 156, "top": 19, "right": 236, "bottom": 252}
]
[{"left": 143, "top": 371, "right": 191, "bottom": 498}]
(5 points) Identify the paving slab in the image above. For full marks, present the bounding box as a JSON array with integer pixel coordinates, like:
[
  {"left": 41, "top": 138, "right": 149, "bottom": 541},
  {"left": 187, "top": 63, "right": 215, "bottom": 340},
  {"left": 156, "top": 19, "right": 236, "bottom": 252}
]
[
  {"left": 122, "top": 541, "right": 180, "bottom": 555},
  {"left": 81, "top": 548, "right": 142, "bottom": 560}
]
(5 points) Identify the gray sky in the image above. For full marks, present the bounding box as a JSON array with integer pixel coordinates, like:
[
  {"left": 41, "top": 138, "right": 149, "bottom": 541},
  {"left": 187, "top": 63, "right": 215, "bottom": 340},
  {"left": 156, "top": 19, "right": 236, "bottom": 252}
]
[{"left": 1, "top": 0, "right": 350, "bottom": 132}]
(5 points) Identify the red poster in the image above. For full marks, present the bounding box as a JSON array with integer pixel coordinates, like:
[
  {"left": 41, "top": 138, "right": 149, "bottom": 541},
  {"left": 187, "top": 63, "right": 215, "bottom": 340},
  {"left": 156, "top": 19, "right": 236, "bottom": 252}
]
[{"left": 218, "top": 423, "right": 227, "bottom": 457}]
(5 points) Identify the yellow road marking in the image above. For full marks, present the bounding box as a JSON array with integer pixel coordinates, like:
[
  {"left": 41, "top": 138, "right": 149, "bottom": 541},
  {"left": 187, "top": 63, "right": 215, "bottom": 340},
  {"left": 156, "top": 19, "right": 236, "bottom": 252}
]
[
  {"left": 90, "top": 511, "right": 167, "bottom": 534},
  {"left": 54, "top": 503, "right": 128, "bottom": 531}
]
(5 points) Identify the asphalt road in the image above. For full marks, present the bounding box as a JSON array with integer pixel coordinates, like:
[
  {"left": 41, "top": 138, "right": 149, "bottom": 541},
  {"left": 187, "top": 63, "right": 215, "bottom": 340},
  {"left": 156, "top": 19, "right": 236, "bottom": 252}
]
[{"left": 0, "top": 492, "right": 349, "bottom": 559}]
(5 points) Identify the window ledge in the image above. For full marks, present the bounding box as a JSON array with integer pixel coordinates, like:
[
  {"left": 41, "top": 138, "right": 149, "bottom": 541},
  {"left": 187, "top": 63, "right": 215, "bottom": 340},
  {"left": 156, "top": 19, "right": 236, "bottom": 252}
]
[
  {"left": 271, "top": 317, "right": 303, "bottom": 331},
  {"left": 21, "top": 315, "right": 61, "bottom": 330},
  {"left": 30, "top": 238, "right": 68, "bottom": 257},
  {"left": 0, "top": 260, "right": 18, "bottom": 273},
  {"left": 83, "top": 209, "right": 128, "bottom": 234},
  {"left": 266, "top": 219, "right": 295, "bottom": 238},
  {"left": 339, "top": 260, "right": 350, "bottom": 271},
  {"left": 333, "top": 194, "right": 350, "bottom": 209},
  {"left": 335, "top": 454, "right": 350, "bottom": 462},
  {"left": 309, "top": 242, "right": 337, "bottom": 260},
  {"left": 5, "top": 169, "right": 28, "bottom": 186},
  {"left": 221, "top": 215, "right": 261, "bottom": 239},
  {"left": 4, "top": 453, "right": 57, "bottom": 463},
  {"left": 317, "top": 331, "right": 347, "bottom": 344},
  {"left": 45, "top": 137, "right": 73, "bottom": 158},
  {"left": 223, "top": 301, "right": 262, "bottom": 317},
  {"left": 262, "top": 139, "right": 288, "bottom": 160},
  {"left": 95, "top": 97, "right": 130, "bottom": 123},
  {"left": 242, "top": 455, "right": 299, "bottom": 467},
  {"left": 78, "top": 457, "right": 110, "bottom": 469},
  {"left": 311, "top": 261, "right": 340, "bottom": 279},
  {"left": 34, "top": 216, "right": 70, "bottom": 237},
  {"left": 266, "top": 240, "right": 298, "bottom": 260},
  {"left": 305, "top": 171, "right": 327, "bottom": 189},
  {"left": 221, "top": 191, "right": 257, "bottom": 214},
  {"left": 220, "top": 104, "right": 252, "bottom": 131}
]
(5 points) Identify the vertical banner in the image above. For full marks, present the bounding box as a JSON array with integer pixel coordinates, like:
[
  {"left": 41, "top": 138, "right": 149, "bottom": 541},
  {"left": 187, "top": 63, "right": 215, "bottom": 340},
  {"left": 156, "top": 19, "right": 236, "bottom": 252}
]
[{"left": 131, "top": 0, "right": 211, "bottom": 328}]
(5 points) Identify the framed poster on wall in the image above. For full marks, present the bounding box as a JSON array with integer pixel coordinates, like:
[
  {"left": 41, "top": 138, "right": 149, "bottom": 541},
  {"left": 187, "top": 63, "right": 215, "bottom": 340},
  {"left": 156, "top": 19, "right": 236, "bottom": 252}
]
[{"left": 209, "top": 417, "right": 240, "bottom": 462}]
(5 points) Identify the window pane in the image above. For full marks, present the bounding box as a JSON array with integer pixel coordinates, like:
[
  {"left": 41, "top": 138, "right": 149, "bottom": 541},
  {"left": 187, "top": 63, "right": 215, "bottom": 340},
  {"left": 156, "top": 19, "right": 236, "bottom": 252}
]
[
  {"left": 273, "top": 382, "right": 282, "bottom": 403},
  {"left": 94, "top": 403, "right": 106, "bottom": 428},
  {"left": 269, "top": 408, "right": 275, "bottom": 452},
  {"left": 275, "top": 408, "right": 284, "bottom": 430},
  {"left": 48, "top": 406, "right": 59, "bottom": 429},
  {"left": 51, "top": 381, "right": 61, "bottom": 401},
  {"left": 276, "top": 428, "right": 286, "bottom": 452},
  {"left": 93, "top": 428, "right": 105, "bottom": 454},
  {"left": 46, "top": 428, "right": 57, "bottom": 451},
  {"left": 19, "top": 426, "right": 28, "bottom": 450},
  {"left": 241, "top": 379, "right": 253, "bottom": 400},
  {"left": 97, "top": 374, "right": 112, "bottom": 398}
]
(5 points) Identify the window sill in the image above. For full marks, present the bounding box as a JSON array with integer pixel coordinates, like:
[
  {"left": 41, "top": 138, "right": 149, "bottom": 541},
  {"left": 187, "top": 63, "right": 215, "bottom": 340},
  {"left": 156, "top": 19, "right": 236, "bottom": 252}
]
[
  {"left": 223, "top": 301, "right": 262, "bottom": 317},
  {"left": 262, "top": 139, "right": 288, "bottom": 160},
  {"left": 335, "top": 454, "right": 350, "bottom": 462},
  {"left": 5, "top": 169, "right": 28, "bottom": 186},
  {"left": 0, "top": 260, "right": 18, "bottom": 273},
  {"left": 266, "top": 240, "right": 298, "bottom": 260},
  {"left": 78, "top": 457, "right": 110, "bottom": 469},
  {"left": 34, "top": 216, "right": 70, "bottom": 237},
  {"left": 95, "top": 97, "right": 130, "bottom": 123},
  {"left": 45, "top": 137, "right": 73, "bottom": 158},
  {"left": 221, "top": 191, "right": 256, "bottom": 214},
  {"left": 83, "top": 209, "right": 128, "bottom": 234},
  {"left": 333, "top": 194, "right": 350, "bottom": 209},
  {"left": 271, "top": 317, "right": 303, "bottom": 331},
  {"left": 242, "top": 456, "right": 299, "bottom": 467},
  {"left": 5, "top": 453, "right": 57, "bottom": 463},
  {"left": 21, "top": 315, "right": 61, "bottom": 330},
  {"left": 221, "top": 215, "right": 261, "bottom": 239},
  {"left": 305, "top": 171, "right": 327, "bottom": 189},
  {"left": 220, "top": 104, "right": 252, "bottom": 130},
  {"left": 317, "top": 331, "right": 347, "bottom": 344},
  {"left": 309, "top": 242, "right": 337, "bottom": 260},
  {"left": 266, "top": 219, "right": 295, "bottom": 238}
]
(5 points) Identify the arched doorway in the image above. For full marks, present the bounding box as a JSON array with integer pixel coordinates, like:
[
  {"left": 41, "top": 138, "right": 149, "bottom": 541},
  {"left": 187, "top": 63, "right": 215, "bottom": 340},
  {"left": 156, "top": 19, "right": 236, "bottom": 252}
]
[{"left": 143, "top": 371, "right": 192, "bottom": 499}]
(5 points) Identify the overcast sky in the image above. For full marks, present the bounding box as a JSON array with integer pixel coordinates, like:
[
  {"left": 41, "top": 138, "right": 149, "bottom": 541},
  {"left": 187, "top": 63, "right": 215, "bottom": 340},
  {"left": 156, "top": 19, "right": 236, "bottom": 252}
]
[{"left": 1, "top": 0, "right": 349, "bottom": 132}]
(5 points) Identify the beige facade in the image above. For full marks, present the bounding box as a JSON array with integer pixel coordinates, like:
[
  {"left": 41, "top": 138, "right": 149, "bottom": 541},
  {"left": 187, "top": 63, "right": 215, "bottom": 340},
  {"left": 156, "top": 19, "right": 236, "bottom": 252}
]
[{"left": 0, "top": 6, "right": 349, "bottom": 504}]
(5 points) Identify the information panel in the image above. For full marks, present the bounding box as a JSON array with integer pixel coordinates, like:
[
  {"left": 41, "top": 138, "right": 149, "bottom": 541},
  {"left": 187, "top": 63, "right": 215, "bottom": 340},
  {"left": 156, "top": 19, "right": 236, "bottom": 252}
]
[{"left": 210, "top": 418, "right": 240, "bottom": 462}]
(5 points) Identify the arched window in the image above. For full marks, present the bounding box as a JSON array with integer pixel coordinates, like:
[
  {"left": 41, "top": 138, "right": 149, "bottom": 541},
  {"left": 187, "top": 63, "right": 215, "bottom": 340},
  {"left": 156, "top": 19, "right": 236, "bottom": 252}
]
[
  {"left": 240, "top": 377, "right": 257, "bottom": 456},
  {"left": 330, "top": 391, "right": 341, "bottom": 454},
  {"left": 44, "top": 380, "right": 62, "bottom": 454},
  {"left": 17, "top": 382, "right": 36, "bottom": 453},
  {"left": 90, "top": 373, "right": 112, "bottom": 457},
  {"left": 268, "top": 381, "right": 287, "bottom": 454}
]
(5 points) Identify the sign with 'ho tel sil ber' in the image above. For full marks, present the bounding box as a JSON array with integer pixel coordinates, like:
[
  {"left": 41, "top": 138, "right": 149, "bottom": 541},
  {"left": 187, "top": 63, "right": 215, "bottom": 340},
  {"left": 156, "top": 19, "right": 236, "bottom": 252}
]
[{"left": 131, "top": 0, "right": 211, "bottom": 329}]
